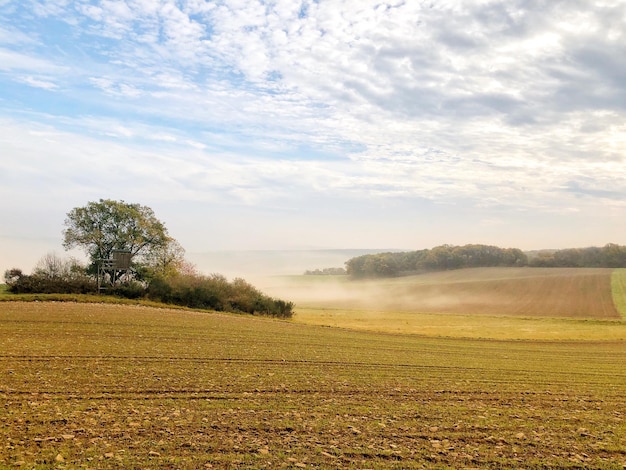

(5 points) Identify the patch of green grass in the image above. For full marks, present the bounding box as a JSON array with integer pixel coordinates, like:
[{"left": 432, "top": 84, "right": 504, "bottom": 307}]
[
  {"left": 612, "top": 268, "right": 626, "bottom": 319},
  {"left": 2, "top": 302, "right": 626, "bottom": 468},
  {"left": 0, "top": 292, "right": 214, "bottom": 312},
  {"left": 295, "top": 306, "right": 626, "bottom": 340}
]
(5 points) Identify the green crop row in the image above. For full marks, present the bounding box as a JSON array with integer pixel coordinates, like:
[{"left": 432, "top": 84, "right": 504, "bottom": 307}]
[{"left": 611, "top": 268, "right": 626, "bottom": 319}]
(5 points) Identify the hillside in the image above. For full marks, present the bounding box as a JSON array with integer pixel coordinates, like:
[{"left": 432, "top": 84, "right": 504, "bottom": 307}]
[
  {"left": 268, "top": 267, "right": 619, "bottom": 319},
  {"left": 2, "top": 302, "right": 626, "bottom": 468}
]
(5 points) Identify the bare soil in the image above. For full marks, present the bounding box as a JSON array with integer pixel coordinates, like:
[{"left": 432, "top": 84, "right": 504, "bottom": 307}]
[
  {"left": 269, "top": 268, "right": 620, "bottom": 319},
  {"left": 2, "top": 302, "right": 626, "bottom": 468}
]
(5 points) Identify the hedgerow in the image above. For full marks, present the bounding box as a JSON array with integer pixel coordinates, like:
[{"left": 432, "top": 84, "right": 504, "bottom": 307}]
[
  {"left": 4, "top": 269, "right": 293, "bottom": 319},
  {"left": 146, "top": 274, "right": 294, "bottom": 318}
]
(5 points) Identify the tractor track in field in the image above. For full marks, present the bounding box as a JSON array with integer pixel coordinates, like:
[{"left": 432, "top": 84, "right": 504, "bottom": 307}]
[{"left": 4, "top": 353, "right": 626, "bottom": 379}]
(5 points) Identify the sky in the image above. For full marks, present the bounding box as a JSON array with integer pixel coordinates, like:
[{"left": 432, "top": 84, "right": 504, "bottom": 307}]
[{"left": 1, "top": 0, "right": 626, "bottom": 276}]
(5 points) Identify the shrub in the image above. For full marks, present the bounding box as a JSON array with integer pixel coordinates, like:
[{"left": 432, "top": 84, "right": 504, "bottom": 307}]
[
  {"left": 146, "top": 276, "right": 172, "bottom": 302},
  {"left": 7, "top": 273, "right": 97, "bottom": 294},
  {"left": 6, "top": 255, "right": 97, "bottom": 295},
  {"left": 110, "top": 281, "right": 146, "bottom": 299},
  {"left": 147, "top": 273, "right": 294, "bottom": 318}
]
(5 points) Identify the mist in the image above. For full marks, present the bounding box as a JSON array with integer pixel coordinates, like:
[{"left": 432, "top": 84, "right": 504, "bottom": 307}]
[{"left": 186, "top": 249, "right": 390, "bottom": 281}]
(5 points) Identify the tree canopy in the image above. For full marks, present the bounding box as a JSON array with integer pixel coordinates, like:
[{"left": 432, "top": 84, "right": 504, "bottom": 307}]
[{"left": 62, "top": 199, "right": 173, "bottom": 272}]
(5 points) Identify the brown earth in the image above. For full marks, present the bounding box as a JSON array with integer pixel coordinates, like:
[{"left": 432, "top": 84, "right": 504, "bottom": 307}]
[
  {"left": 2, "top": 302, "right": 626, "bottom": 468},
  {"left": 272, "top": 267, "right": 620, "bottom": 319}
]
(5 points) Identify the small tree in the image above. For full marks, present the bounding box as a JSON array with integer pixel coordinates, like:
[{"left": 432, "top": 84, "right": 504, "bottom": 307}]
[
  {"left": 5, "top": 254, "right": 95, "bottom": 295},
  {"left": 33, "top": 252, "right": 85, "bottom": 279}
]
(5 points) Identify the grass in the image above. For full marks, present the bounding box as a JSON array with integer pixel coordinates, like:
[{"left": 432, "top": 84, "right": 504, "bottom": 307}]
[
  {"left": 2, "top": 302, "right": 626, "bottom": 468},
  {"left": 294, "top": 307, "right": 626, "bottom": 340},
  {"left": 612, "top": 269, "right": 626, "bottom": 319},
  {"left": 0, "top": 291, "right": 223, "bottom": 313}
]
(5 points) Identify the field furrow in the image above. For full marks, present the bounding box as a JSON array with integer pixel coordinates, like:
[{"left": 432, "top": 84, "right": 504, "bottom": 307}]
[
  {"left": 2, "top": 302, "right": 626, "bottom": 468},
  {"left": 273, "top": 267, "right": 620, "bottom": 319}
]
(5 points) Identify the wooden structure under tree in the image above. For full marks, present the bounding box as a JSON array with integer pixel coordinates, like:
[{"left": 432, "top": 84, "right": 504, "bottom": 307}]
[{"left": 97, "top": 249, "right": 132, "bottom": 291}]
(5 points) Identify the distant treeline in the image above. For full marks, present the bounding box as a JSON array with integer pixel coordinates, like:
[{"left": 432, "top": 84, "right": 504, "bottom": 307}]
[
  {"left": 304, "top": 267, "right": 347, "bottom": 275},
  {"left": 345, "top": 243, "right": 626, "bottom": 278}
]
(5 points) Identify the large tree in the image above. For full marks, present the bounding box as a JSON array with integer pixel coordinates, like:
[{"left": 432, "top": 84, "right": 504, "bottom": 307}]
[{"left": 62, "top": 199, "right": 173, "bottom": 272}]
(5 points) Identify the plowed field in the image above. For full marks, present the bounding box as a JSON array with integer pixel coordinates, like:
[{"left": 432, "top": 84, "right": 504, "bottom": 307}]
[
  {"left": 271, "top": 268, "right": 619, "bottom": 319},
  {"left": 2, "top": 302, "right": 626, "bottom": 468}
]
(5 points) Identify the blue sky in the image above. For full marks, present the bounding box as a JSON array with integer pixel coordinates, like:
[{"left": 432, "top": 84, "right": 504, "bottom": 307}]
[{"left": 2, "top": 0, "right": 626, "bottom": 276}]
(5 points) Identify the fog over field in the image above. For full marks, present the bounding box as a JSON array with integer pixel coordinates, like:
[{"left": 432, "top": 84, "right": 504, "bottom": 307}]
[
  {"left": 262, "top": 267, "right": 619, "bottom": 320},
  {"left": 187, "top": 249, "right": 388, "bottom": 279}
]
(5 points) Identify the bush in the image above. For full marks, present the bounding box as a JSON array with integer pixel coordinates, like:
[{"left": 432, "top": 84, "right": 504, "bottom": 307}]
[
  {"left": 6, "top": 255, "right": 98, "bottom": 295},
  {"left": 7, "top": 274, "right": 97, "bottom": 294},
  {"left": 110, "top": 281, "right": 146, "bottom": 299},
  {"left": 147, "top": 273, "right": 294, "bottom": 318},
  {"left": 146, "top": 276, "right": 172, "bottom": 302}
]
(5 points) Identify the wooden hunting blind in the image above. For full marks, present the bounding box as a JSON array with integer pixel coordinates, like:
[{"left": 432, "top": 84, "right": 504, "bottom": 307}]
[
  {"left": 97, "top": 249, "right": 132, "bottom": 291},
  {"left": 112, "top": 249, "right": 132, "bottom": 269}
]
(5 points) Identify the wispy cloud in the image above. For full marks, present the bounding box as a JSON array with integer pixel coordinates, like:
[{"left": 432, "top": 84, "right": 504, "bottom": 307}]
[{"left": 16, "top": 75, "right": 59, "bottom": 90}]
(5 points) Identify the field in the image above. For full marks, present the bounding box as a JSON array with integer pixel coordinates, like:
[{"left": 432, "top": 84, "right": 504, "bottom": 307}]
[
  {"left": 3, "top": 301, "right": 626, "bottom": 468},
  {"left": 612, "top": 269, "right": 626, "bottom": 317},
  {"left": 3, "top": 268, "right": 626, "bottom": 468},
  {"left": 262, "top": 267, "right": 626, "bottom": 340}
]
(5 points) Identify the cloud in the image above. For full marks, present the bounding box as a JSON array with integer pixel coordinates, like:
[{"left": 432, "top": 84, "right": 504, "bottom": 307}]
[
  {"left": 0, "top": 48, "right": 67, "bottom": 72},
  {"left": 89, "top": 77, "right": 144, "bottom": 97},
  {"left": 17, "top": 75, "right": 59, "bottom": 90},
  {"left": 565, "top": 179, "right": 626, "bottom": 202},
  {"left": 1, "top": 0, "right": 626, "bottom": 262}
]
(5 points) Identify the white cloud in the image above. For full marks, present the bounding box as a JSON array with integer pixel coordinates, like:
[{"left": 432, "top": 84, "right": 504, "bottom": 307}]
[
  {"left": 0, "top": 24, "right": 36, "bottom": 45},
  {"left": 1, "top": 0, "right": 626, "bottom": 260},
  {"left": 0, "top": 48, "right": 67, "bottom": 72},
  {"left": 17, "top": 75, "right": 59, "bottom": 90},
  {"left": 89, "top": 77, "right": 144, "bottom": 97},
  {"left": 31, "top": 0, "right": 72, "bottom": 17}
]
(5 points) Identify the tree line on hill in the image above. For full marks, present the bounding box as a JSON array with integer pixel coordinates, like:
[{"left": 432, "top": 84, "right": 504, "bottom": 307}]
[
  {"left": 3, "top": 199, "right": 293, "bottom": 318},
  {"left": 345, "top": 243, "right": 626, "bottom": 278},
  {"left": 304, "top": 267, "right": 347, "bottom": 275}
]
